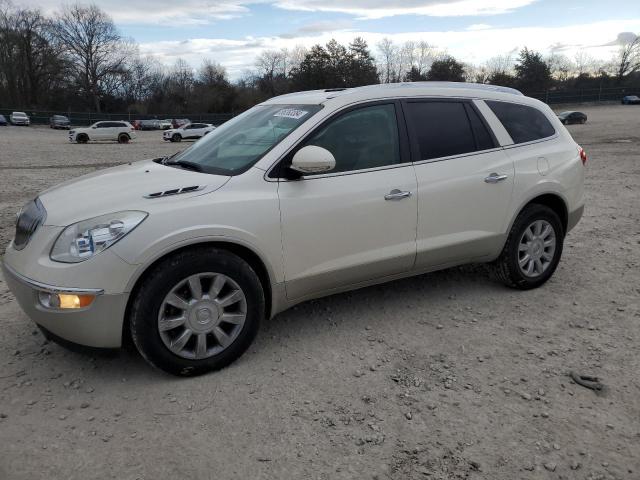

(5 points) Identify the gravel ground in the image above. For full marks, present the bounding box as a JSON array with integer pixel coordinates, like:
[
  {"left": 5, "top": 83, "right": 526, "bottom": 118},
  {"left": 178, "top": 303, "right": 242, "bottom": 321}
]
[{"left": 0, "top": 105, "right": 639, "bottom": 480}]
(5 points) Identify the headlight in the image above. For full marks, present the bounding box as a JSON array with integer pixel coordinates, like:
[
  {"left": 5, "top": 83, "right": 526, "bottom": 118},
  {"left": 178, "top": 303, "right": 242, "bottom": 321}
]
[{"left": 50, "top": 211, "right": 147, "bottom": 263}]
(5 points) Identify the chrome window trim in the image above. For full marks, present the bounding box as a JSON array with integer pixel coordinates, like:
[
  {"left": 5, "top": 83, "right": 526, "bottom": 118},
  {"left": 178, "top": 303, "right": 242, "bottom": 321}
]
[
  {"left": 411, "top": 146, "right": 505, "bottom": 166},
  {"left": 275, "top": 160, "right": 415, "bottom": 182},
  {"left": 2, "top": 262, "right": 105, "bottom": 295}
]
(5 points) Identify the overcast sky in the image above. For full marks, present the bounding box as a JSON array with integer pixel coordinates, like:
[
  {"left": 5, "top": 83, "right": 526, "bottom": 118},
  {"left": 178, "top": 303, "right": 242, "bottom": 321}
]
[{"left": 22, "top": 0, "right": 640, "bottom": 78}]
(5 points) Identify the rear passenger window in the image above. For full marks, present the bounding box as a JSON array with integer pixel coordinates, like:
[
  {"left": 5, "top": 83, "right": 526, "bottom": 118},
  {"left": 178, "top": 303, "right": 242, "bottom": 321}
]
[
  {"left": 404, "top": 101, "right": 494, "bottom": 161},
  {"left": 486, "top": 100, "right": 555, "bottom": 144}
]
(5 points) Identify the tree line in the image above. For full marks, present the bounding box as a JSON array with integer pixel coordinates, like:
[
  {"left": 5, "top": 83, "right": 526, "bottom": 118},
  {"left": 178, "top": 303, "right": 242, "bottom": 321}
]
[{"left": 1, "top": 1, "right": 639, "bottom": 115}]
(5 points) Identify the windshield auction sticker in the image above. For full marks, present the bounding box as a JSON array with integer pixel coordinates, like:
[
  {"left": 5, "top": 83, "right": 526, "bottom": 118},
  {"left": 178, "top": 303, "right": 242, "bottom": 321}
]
[{"left": 274, "top": 108, "right": 308, "bottom": 120}]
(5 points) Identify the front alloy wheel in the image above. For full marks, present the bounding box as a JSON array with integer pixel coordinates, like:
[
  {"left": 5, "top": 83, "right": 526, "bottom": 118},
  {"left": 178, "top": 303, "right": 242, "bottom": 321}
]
[
  {"left": 130, "top": 247, "right": 264, "bottom": 376},
  {"left": 158, "top": 273, "right": 247, "bottom": 360}
]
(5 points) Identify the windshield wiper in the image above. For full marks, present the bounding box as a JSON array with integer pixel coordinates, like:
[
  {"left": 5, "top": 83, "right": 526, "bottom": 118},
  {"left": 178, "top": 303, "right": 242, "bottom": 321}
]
[
  {"left": 166, "top": 160, "right": 203, "bottom": 172},
  {"left": 161, "top": 152, "right": 180, "bottom": 164}
]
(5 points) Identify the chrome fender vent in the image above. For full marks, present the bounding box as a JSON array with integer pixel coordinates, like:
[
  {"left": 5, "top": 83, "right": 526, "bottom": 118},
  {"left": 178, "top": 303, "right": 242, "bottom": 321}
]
[{"left": 144, "top": 185, "right": 205, "bottom": 199}]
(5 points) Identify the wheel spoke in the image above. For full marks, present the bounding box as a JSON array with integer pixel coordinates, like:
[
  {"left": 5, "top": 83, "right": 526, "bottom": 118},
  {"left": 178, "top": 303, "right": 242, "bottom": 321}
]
[
  {"left": 165, "top": 293, "right": 190, "bottom": 310},
  {"left": 209, "top": 275, "right": 226, "bottom": 298},
  {"left": 159, "top": 316, "right": 186, "bottom": 332},
  {"left": 534, "top": 221, "right": 543, "bottom": 236},
  {"left": 220, "top": 312, "right": 245, "bottom": 325},
  {"left": 171, "top": 328, "right": 192, "bottom": 352},
  {"left": 526, "top": 260, "right": 534, "bottom": 275},
  {"left": 217, "top": 290, "right": 243, "bottom": 307},
  {"left": 524, "top": 228, "right": 534, "bottom": 241},
  {"left": 534, "top": 259, "right": 543, "bottom": 274},
  {"left": 519, "top": 254, "right": 530, "bottom": 267},
  {"left": 540, "top": 225, "right": 552, "bottom": 239},
  {"left": 213, "top": 327, "right": 232, "bottom": 348},
  {"left": 195, "top": 333, "right": 207, "bottom": 359},
  {"left": 542, "top": 251, "right": 553, "bottom": 261},
  {"left": 518, "top": 243, "right": 529, "bottom": 251},
  {"left": 187, "top": 276, "right": 203, "bottom": 300}
]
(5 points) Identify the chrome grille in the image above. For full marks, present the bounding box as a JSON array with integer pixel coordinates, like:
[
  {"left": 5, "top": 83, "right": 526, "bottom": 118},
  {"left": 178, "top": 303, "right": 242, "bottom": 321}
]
[{"left": 14, "top": 198, "right": 46, "bottom": 250}]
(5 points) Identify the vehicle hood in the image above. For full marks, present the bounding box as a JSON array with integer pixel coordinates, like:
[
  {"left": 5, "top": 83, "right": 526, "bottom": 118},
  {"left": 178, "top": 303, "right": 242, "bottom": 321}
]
[{"left": 39, "top": 159, "right": 230, "bottom": 226}]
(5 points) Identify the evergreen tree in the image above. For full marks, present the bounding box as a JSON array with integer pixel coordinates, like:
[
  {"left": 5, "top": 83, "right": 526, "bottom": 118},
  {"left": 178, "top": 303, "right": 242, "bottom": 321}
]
[
  {"left": 426, "top": 56, "right": 466, "bottom": 82},
  {"left": 514, "top": 48, "right": 552, "bottom": 93}
]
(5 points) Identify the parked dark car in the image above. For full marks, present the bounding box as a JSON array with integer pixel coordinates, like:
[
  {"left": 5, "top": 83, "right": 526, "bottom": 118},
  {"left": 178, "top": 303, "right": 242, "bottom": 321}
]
[
  {"left": 50, "top": 115, "right": 71, "bottom": 129},
  {"left": 0, "top": 114, "right": 7, "bottom": 126},
  {"left": 139, "top": 119, "right": 161, "bottom": 130},
  {"left": 557, "top": 111, "right": 587, "bottom": 125},
  {"left": 172, "top": 118, "right": 191, "bottom": 128},
  {"left": 621, "top": 95, "right": 640, "bottom": 105}
]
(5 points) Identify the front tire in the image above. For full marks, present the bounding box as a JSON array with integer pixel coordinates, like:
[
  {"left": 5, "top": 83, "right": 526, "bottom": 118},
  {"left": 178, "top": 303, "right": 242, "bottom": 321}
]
[
  {"left": 76, "top": 134, "right": 88, "bottom": 144},
  {"left": 118, "top": 133, "right": 130, "bottom": 144},
  {"left": 171, "top": 133, "right": 182, "bottom": 142},
  {"left": 493, "top": 204, "right": 564, "bottom": 290},
  {"left": 129, "top": 248, "right": 264, "bottom": 376}
]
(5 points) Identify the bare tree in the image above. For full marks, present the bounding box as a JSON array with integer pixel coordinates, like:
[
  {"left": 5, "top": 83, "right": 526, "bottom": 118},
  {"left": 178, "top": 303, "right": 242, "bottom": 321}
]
[
  {"left": 377, "top": 38, "right": 397, "bottom": 83},
  {"left": 613, "top": 33, "right": 640, "bottom": 80},
  {"left": 255, "top": 49, "right": 286, "bottom": 78},
  {"left": 546, "top": 53, "right": 574, "bottom": 82},
  {"left": 52, "top": 4, "right": 128, "bottom": 112},
  {"left": 574, "top": 50, "right": 595, "bottom": 76}
]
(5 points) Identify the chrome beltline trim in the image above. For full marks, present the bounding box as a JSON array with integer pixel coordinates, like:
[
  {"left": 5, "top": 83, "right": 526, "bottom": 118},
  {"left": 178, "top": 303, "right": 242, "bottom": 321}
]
[{"left": 2, "top": 261, "right": 105, "bottom": 295}]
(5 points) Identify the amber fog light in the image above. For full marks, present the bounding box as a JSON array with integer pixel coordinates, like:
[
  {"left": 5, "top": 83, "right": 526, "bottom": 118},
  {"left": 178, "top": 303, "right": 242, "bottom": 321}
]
[{"left": 38, "top": 292, "right": 95, "bottom": 309}]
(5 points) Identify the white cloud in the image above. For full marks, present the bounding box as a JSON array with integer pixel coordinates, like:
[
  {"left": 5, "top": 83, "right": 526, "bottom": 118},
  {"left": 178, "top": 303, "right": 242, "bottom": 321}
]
[
  {"left": 273, "top": 0, "right": 537, "bottom": 20},
  {"left": 466, "top": 24, "right": 492, "bottom": 31},
  {"left": 138, "top": 19, "right": 640, "bottom": 79},
  {"left": 20, "top": 0, "right": 535, "bottom": 24},
  {"left": 19, "top": 0, "right": 253, "bottom": 25}
]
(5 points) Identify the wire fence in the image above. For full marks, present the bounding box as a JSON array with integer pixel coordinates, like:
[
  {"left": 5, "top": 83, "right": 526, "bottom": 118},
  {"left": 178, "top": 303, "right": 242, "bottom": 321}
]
[
  {"left": 0, "top": 109, "right": 235, "bottom": 127},
  {"left": 526, "top": 85, "right": 639, "bottom": 104},
  {"left": 2, "top": 85, "right": 639, "bottom": 126}
]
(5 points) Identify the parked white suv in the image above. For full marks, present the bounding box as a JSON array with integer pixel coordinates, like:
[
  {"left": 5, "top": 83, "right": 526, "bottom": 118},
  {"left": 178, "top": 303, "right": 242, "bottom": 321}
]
[
  {"left": 10, "top": 111, "right": 30, "bottom": 126},
  {"left": 163, "top": 122, "right": 215, "bottom": 142},
  {"left": 3, "top": 82, "right": 585, "bottom": 376},
  {"left": 69, "top": 121, "right": 136, "bottom": 144}
]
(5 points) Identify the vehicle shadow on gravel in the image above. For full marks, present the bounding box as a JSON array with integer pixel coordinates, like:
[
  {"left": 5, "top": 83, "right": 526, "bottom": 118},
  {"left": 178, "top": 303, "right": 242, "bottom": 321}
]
[{"left": 49, "top": 262, "right": 500, "bottom": 380}]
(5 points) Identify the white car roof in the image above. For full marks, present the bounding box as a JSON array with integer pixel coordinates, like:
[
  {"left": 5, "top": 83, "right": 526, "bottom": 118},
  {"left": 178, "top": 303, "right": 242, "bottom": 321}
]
[{"left": 262, "top": 82, "right": 529, "bottom": 107}]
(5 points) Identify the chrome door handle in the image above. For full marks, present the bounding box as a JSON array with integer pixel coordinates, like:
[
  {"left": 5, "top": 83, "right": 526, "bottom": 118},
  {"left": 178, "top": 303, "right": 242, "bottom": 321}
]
[
  {"left": 384, "top": 189, "right": 412, "bottom": 200},
  {"left": 484, "top": 173, "right": 509, "bottom": 183}
]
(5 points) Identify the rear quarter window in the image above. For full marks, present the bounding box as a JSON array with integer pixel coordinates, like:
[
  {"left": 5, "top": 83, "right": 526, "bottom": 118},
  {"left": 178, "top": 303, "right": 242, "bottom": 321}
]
[{"left": 486, "top": 100, "right": 555, "bottom": 144}]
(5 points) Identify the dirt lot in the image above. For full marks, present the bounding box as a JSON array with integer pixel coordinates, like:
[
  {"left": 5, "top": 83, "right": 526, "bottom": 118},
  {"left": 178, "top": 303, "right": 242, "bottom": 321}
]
[{"left": 0, "top": 105, "right": 639, "bottom": 480}]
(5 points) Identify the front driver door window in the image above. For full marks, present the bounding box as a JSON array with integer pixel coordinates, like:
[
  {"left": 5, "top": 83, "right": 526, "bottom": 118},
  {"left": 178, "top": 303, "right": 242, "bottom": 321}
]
[
  {"left": 303, "top": 103, "right": 401, "bottom": 173},
  {"left": 277, "top": 102, "right": 418, "bottom": 300}
]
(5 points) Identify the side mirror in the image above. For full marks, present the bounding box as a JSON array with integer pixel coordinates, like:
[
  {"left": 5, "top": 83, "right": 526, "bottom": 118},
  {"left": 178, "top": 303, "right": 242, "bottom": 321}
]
[{"left": 290, "top": 146, "right": 336, "bottom": 175}]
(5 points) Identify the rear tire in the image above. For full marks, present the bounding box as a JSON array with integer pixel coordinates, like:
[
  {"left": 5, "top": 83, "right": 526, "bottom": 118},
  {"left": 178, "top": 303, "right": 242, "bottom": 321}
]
[
  {"left": 493, "top": 204, "right": 564, "bottom": 290},
  {"left": 129, "top": 248, "right": 264, "bottom": 376},
  {"left": 118, "top": 133, "right": 130, "bottom": 144}
]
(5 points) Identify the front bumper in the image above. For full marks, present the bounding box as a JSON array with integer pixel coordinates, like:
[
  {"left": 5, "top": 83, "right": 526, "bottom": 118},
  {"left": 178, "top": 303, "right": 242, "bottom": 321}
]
[{"left": 2, "top": 261, "right": 128, "bottom": 348}]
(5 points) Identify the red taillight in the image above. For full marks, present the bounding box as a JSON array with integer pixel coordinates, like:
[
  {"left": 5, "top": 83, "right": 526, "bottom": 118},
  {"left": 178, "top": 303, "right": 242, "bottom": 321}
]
[{"left": 579, "top": 147, "right": 587, "bottom": 165}]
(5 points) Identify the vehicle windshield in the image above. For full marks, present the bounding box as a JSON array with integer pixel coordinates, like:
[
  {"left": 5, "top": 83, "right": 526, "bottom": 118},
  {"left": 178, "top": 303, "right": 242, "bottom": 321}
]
[{"left": 168, "top": 104, "right": 322, "bottom": 176}]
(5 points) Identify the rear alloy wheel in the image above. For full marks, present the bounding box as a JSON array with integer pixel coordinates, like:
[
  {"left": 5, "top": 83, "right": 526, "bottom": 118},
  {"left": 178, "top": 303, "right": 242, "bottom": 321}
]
[
  {"left": 129, "top": 248, "right": 264, "bottom": 376},
  {"left": 118, "top": 133, "right": 130, "bottom": 144},
  {"left": 493, "top": 204, "right": 564, "bottom": 290},
  {"left": 171, "top": 133, "right": 181, "bottom": 142}
]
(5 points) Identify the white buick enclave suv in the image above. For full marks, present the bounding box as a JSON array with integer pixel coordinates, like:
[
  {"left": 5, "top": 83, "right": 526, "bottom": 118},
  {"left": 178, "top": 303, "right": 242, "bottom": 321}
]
[{"left": 3, "top": 82, "right": 585, "bottom": 376}]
